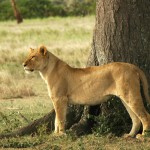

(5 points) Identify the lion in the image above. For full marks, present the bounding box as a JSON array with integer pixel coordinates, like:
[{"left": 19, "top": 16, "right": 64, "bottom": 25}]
[{"left": 23, "top": 45, "right": 150, "bottom": 138}]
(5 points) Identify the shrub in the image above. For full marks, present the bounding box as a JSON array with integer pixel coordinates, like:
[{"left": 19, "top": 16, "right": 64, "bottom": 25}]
[
  {"left": 0, "top": 0, "right": 96, "bottom": 21},
  {"left": 92, "top": 97, "right": 131, "bottom": 136}
]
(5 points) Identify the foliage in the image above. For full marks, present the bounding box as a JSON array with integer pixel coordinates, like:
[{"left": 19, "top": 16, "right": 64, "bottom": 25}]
[
  {"left": 92, "top": 97, "right": 150, "bottom": 136},
  {"left": 0, "top": 0, "right": 96, "bottom": 21},
  {"left": 92, "top": 97, "right": 131, "bottom": 136}
]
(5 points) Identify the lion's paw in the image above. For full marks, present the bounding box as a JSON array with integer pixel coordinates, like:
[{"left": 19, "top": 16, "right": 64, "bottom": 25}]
[
  {"left": 136, "top": 134, "right": 145, "bottom": 141},
  {"left": 122, "top": 134, "right": 134, "bottom": 139}
]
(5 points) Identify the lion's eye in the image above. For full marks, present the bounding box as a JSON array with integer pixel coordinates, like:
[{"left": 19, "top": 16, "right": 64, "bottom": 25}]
[{"left": 31, "top": 56, "right": 36, "bottom": 60}]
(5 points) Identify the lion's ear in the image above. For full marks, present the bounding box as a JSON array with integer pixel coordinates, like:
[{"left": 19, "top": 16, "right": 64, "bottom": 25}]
[
  {"left": 30, "top": 48, "right": 34, "bottom": 53},
  {"left": 39, "top": 46, "right": 47, "bottom": 55}
]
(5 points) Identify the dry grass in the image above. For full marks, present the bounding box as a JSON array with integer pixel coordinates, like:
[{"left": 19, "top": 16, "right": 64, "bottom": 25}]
[
  {"left": 0, "top": 70, "right": 35, "bottom": 99},
  {"left": 0, "top": 16, "right": 94, "bottom": 67},
  {"left": 0, "top": 16, "right": 94, "bottom": 100}
]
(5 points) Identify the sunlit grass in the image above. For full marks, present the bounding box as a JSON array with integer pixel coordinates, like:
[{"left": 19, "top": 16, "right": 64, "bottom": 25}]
[
  {"left": 0, "top": 16, "right": 94, "bottom": 100},
  {"left": 0, "top": 16, "right": 94, "bottom": 67}
]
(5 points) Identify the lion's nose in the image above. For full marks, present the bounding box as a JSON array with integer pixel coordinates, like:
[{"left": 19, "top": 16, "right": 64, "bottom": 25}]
[{"left": 23, "top": 63, "right": 27, "bottom": 67}]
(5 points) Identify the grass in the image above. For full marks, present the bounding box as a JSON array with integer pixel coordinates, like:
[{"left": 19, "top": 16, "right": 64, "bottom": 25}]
[
  {"left": 0, "top": 16, "right": 94, "bottom": 148},
  {"left": 0, "top": 16, "right": 94, "bottom": 66},
  {"left": 1, "top": 133, "right": 150, "bottom": 149},
  {"left": 0, "top": 16, "right": 93, "bottom": 99},
  {"left": 0, "top": 16, "right": 150, "bottom": 149}
]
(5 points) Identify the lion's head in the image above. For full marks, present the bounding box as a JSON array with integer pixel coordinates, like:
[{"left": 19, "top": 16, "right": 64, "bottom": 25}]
[{"left": 23, "top": 46, "right": 48, "bottom": 73}]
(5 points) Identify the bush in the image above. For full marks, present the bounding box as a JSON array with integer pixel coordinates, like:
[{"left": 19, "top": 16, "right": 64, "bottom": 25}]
[
  {"left": 92, "top": 97, "right": 131, "bottom": 136},
  {"left": 0, "top": 0, "right": 14, "bottom": 20},
  {"left": 0, "top": 0, "right": 96, "bottom": 21}
]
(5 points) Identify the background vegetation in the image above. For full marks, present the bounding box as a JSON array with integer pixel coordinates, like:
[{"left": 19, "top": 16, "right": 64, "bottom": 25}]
[{"left": 0, "top": 0, "right": 96, "bottom": 21}]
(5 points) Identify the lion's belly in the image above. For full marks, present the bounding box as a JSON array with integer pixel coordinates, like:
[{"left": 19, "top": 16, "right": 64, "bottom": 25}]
[
  {"left": 68, "top": 94, "right": 112, "bottom": 105},
  {"left": 67, "top": 76, "right": 115, "bottom": 105}
]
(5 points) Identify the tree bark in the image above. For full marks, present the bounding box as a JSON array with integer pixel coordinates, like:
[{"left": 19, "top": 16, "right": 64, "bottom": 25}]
[
  {"left": 88, "top": 0, "right": 150, "bottom": 78},
  {"left": 10, "top": 0, "right": 23, "bottom": 24}
]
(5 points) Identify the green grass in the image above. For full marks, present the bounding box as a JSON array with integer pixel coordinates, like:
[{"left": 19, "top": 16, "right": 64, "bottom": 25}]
[
  {"left": 0, "top": 16, "right": 150, "bottom": 149},
  {"left": 1, "top": 133, "right": 150, "bottom": 149}
]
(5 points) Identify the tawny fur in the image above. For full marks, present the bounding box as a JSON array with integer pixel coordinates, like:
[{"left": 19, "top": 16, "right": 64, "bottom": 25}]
[{"left": 23, "top": 45, "right": 150, "bottom": 137}]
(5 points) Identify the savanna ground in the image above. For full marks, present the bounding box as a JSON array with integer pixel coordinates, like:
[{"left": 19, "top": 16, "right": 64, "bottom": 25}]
[{"left": 0, "top": 16, "right": 150, "bottom": 150}]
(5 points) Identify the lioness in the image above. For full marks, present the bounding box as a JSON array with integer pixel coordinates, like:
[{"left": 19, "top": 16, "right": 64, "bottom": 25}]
[{"left": 23, "top": 45, "right": 150, "bottom": 138}]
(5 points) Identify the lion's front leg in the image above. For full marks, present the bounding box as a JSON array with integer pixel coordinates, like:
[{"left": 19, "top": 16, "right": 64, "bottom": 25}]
[
  {"left": 54, "top": 116, "right": 59, "bottom": 134},
  {"left": 52, "top": 97, "right": 68, "bottom": 134}
]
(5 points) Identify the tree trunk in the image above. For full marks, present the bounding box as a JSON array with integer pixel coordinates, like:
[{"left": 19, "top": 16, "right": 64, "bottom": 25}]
[
  {"left": 10, "top": 0, "right": 23, "bottom": 24},
  {"left": 1, "top": 0, "right": 149, "bottom": 138},
  {"left": 88, "top": 0, "right": 150, "bottom": 79}
]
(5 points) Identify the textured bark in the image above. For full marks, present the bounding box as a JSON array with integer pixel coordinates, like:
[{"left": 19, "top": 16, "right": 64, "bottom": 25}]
[
  {"left": 88, "top": 0, "right": 150, "bottom": 80},
  {"left": 10, "top": 0, "right": 23, "bottom": 24}
]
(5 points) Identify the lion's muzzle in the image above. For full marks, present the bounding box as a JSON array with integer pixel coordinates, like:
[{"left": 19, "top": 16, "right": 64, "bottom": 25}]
[{"left": 23, "top": 63, "right": 34, "bottom": 73}]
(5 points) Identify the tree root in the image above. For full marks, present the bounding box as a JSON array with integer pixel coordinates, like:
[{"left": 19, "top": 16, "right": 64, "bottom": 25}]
[{"left": 0, "top": 105, "right": 84, "bottom": 139}]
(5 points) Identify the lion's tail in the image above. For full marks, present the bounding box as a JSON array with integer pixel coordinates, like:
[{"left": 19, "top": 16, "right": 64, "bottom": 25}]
[{"left": 138, "top": 68, "right": 150, "bottom": 104}]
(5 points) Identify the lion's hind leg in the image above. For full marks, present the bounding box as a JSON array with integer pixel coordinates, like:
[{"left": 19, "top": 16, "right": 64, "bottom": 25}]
[
  {"left": 122, "top": 101, "right": 141, "bottom": 138},
  {"left": 123, "top": 96, "right": 150, "bottom": 136}
]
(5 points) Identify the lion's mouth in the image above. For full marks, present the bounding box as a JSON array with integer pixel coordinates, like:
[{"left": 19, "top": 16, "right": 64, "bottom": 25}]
[{"left": 24, "top": 67, "right": 34, "bottom": 72}]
